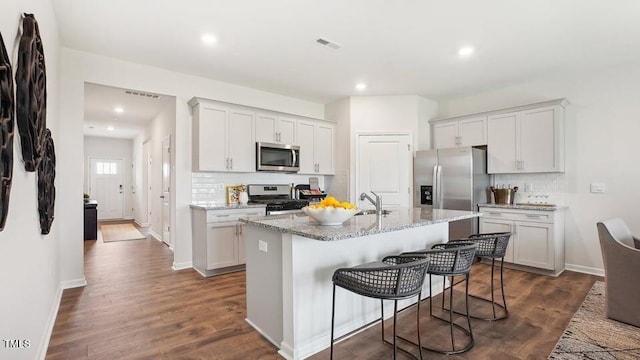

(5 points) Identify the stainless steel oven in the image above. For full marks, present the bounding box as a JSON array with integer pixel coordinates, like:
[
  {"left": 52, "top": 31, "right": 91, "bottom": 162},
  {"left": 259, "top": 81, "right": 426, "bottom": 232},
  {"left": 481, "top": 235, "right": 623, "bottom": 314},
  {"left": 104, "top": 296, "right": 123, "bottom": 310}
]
[{"left": 256, "top": 142, "right": 300, "bottom": 172}]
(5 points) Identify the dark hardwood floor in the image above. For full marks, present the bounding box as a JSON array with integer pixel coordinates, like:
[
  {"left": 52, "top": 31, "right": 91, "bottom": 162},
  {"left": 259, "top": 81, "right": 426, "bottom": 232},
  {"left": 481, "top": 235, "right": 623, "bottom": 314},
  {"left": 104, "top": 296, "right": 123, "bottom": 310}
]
[{"left": 47, "top": 233, "right": 598, "bottom": 359}]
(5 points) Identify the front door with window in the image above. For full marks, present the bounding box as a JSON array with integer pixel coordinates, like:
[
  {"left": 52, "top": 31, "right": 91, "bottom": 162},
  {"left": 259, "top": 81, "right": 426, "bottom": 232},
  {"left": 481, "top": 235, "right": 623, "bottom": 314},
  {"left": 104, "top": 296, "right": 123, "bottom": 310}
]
[{"left": 90, "top": 158, "right": 124, "bottom": 220}]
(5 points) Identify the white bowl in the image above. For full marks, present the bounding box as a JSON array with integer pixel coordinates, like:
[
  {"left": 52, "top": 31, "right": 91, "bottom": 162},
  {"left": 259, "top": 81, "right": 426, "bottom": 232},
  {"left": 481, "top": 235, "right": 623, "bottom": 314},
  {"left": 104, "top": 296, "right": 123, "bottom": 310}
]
[{"left": 302, "top": 206, "right": 359, "bottom": 226}]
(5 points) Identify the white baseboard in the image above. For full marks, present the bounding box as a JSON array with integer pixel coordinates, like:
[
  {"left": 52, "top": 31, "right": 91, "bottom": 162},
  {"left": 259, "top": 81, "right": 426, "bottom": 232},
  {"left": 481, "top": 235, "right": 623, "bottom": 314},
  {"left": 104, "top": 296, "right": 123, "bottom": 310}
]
[
  {"left": 245, "top": 318, "right": 280, "bottom": 348},
  {"left": 565, "top": 263, "right": 605, "bottom": 277},
  {"left": 36, "top": 283, "right": 63, "bottom": 360},
  {"left": 148, "top": 229, "right": 162, "bottom": 242},
  {"left": 172, "top": 261, "right": 193, "bottom": 271},
  {"left": 60, "top": 277, "right": 87, "bottom": 289},
  {"left": 134, "top": 219, "right": 149, "bottom": 227}
]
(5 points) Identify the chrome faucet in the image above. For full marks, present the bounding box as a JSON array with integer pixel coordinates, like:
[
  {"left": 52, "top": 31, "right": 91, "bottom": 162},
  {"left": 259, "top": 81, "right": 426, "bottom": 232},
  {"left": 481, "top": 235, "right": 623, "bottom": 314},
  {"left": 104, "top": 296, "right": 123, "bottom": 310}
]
[{"left": 360, "top": 191, "right": 382, "bottom": 214}]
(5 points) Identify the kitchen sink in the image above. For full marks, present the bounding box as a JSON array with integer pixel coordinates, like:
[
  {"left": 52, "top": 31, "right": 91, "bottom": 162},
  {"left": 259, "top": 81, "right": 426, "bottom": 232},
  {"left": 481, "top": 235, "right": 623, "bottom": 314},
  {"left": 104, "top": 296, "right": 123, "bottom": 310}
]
[{"left": 355, "top": 209, "right": 392, "bottom": 216}]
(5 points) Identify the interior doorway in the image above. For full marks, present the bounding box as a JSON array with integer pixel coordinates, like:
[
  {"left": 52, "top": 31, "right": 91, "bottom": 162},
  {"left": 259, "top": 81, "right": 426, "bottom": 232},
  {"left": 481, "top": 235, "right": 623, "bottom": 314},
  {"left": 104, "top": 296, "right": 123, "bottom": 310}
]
[
  {"left": 161, "top": 135, "right": 171, "bottom": 248},
  {"left": 89, "top": 157, "right": 125, "bottom": 219},
  {"left": 355, "top": 133, "right": 413, "bottom": 209}
]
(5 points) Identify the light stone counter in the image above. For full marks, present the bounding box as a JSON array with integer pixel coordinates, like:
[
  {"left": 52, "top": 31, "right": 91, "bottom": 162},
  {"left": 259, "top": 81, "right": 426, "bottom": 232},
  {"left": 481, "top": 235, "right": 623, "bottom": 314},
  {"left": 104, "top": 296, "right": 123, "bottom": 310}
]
[
  {"left": 478, "top": 203, "right": 564, "bottom": 211},
  {"left": 189, "top": 203, "right": 266, "bottom": 211},
  {"left": 240, "top": 207, "right": 480, "bottom": 241}
]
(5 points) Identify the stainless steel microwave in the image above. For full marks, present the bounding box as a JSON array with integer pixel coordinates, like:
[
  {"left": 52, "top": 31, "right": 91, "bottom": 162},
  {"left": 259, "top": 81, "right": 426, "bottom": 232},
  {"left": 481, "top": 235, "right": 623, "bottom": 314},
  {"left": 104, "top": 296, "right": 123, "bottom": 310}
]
[{"left": 256, "top": 142, "right": 300, "bottom": 172}]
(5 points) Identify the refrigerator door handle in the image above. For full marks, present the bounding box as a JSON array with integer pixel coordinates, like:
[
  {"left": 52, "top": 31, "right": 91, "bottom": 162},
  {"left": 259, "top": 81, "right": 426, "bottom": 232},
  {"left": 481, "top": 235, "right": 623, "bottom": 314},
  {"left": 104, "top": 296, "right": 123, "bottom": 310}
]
[
  {"left": 437, "top": 165, "right": 443, "bottom": 209},
  {"left": 432, "top": 165, "right": 438, "bottom": 208}
]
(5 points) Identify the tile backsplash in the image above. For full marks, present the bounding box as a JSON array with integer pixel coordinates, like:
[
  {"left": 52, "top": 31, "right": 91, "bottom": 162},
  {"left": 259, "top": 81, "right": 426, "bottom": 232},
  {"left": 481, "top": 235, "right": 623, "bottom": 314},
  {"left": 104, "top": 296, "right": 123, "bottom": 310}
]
[
  {"left": 492, "top": 173, "right": 565, "bottom": 205},
  {"left": 192, "top": 172, "right": 328, "bottom": 204}
]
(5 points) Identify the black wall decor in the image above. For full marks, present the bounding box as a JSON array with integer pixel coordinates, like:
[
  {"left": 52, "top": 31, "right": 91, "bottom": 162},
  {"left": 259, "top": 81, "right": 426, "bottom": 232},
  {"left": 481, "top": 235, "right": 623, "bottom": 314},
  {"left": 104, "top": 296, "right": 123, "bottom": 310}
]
[
  {"left": 37, "top": 129, "right": 55, "bottom": 234},
  {"left": 16, "top": 13, "right": 47, "bottom": 172},
  {"left": 0, "top": 33, "right": 15, "bottom": 231}
]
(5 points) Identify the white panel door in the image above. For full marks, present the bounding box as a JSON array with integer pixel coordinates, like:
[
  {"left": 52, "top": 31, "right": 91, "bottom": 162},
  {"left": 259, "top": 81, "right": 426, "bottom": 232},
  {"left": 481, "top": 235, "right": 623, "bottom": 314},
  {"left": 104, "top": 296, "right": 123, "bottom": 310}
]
[
  {"left": 255, "top": 113, "right": 277, "bottom": 143},
  {"left": 207, "top": 225, "right": 238, "bottom": 269},
  {"left": 297, "top": 120, "right": 316, "bottom": 174},
  {"left": 90, "top": 158, "right": 124, "bottom": 220},
  {"left": 519, "top": 107, "right": 557, "bottom": 172},
  {"left": 514, "top": 221, "right": 554, "bottom": 270},
  {"left": 487, "top": 112, "right": 518, "bottom": 173},
  {"left": 278, "top": 116, "right": 297, "bottom": 144},
  {"left": 480, "top": 218, "right": 514, "bottom": 263},
  {"left": 357, "top": 134, "right": 411, "bottom": 209},
  {"left": 161, "top": 135, "right": 171, "bottom": 248},
  {"left": 228, "top": 109, "right": 255, "bottom": 172}
]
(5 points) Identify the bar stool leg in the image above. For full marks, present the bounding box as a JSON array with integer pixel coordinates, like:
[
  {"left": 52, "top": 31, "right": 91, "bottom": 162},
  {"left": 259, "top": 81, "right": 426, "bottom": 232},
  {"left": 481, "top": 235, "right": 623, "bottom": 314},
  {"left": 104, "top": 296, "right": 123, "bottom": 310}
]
[
  {"left": 417, "top": 292, "right": 423, "bottom": 360},
  {"left": 380, "top": 299, "right": 384, "bottom": 343},
  {"left": 330, "top": 284, "right": 336, "bottom": 360},
  {"left": 448, "top": 276, "right": 455, "bottom": 352},
  {"left": 465, "top": 273, "right": 474, "bottom": 344},
  {"left": 500, "top": 257, "right": 508, "bottom": 313},
  {"left": 490, "top": 258, "right": 497, "bottom": 319},
  {"left": 393, "top": 300, "right": 398, "bottom": 360}
]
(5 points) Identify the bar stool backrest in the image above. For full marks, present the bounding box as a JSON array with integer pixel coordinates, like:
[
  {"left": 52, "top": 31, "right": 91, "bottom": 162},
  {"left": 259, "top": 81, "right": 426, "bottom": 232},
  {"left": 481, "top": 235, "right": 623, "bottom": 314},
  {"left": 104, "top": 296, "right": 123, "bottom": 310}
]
[
  {"left": 467, "top": 232, "right": 512, "bottom": 258},
  {"left": 403, "top": 242, "right": 477, "bottom": 276}
]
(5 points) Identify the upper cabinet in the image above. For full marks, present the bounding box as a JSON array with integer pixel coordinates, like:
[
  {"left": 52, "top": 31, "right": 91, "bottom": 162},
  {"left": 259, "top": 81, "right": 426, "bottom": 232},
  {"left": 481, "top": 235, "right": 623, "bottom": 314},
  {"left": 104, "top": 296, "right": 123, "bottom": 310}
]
[
  {"left": 255, "top": 112, "right": 296, "bottom": 144},
  {"left": 432, "top": 116, "right": 487, "bottom": 148},
  {"left": 297, "top": 120, "right": 335, "bottom": 175},
  {"left": 487, "top": 103, "right": 565, "bottom": 173},
  {"left": 191, "top": 100, "right": 255, "bottom": 172}
]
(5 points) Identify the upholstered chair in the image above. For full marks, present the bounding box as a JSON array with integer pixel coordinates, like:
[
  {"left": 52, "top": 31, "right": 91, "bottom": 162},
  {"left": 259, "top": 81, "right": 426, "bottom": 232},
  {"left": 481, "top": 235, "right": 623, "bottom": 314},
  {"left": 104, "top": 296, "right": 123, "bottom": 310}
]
[{"left": 596, "top": 218, "right": 640, "bottom": 328}]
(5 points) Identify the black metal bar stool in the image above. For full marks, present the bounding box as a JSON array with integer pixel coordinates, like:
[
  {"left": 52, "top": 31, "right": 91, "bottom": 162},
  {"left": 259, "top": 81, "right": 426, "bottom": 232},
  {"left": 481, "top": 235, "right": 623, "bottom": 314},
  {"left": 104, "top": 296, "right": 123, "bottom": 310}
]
[
  {"left": 330, "top": 255, "right": 430, "bottom": 360},
  {"left": 447, "top": 232, "right": 511, "bottom": 321},
  {"left": 400, "top": 242, "right": 478, "bottom": 355}
]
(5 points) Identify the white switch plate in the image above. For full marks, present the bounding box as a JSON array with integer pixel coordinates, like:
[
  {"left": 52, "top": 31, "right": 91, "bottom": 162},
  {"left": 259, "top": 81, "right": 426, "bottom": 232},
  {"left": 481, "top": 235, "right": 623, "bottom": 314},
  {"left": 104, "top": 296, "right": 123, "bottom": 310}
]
[
  {"left": 258, "top": 240, "right": 268, "bottom": 253},
  {"left": 590, "top": 183, "right": 606, "bottom": 193}
]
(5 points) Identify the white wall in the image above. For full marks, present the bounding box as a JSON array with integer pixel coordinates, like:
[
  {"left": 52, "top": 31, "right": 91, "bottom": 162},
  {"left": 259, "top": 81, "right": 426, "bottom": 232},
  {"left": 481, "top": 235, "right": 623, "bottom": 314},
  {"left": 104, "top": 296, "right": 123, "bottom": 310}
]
[
  {"left": 83, "top": 136, "right": 134, "bottom": 219},
  {"left": 324, "top": 98, "right": 351, "bottom": 201},
  {"left": 0, "top": 1, "right": 64, "bottom": 359},
  {"left": 438, "top": 62, "right": 640, "bottom": 274},
  {"left": 59, "top": 48, "right": 325, "bottom": 272}
]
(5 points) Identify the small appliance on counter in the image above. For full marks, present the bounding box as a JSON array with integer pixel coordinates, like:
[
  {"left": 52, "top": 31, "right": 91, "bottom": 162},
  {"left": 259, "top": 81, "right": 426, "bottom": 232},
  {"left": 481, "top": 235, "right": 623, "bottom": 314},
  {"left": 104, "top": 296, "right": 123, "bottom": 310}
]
[
  {"left": 247, "top": 184, "right": 308, "bottom": 215},
  {"left": 294, "top": 184, "right": 327, "bottom": 203}
]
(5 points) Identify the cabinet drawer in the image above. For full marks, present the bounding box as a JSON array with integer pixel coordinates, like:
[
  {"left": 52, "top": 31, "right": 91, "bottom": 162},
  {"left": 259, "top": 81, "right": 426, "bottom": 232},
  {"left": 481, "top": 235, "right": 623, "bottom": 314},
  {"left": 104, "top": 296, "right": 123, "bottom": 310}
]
[
  {"left": 206, "top": 208, "right": 265, "bottom": 223},
  {"left": 479, "top": 208, "right": 553, "bottom": 223}
]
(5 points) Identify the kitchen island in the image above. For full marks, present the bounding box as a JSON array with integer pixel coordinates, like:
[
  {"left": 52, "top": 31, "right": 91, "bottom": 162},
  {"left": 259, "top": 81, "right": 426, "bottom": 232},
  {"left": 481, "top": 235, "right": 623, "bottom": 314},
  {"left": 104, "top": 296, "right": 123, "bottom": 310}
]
[{"left": 240, "top": 208, "right": 481, "bottom": 360}]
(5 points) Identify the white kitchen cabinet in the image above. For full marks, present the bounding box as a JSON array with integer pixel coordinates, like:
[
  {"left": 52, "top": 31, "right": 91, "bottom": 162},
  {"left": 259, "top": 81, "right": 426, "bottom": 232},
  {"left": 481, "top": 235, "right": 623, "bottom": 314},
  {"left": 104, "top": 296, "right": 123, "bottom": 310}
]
[
  {"left": 432, "top": 116, "right": 486, "bottom": 149},
  {"left": 297, "top": 119, "right": 335, "bottom": 175},
  {"left": 191, "top": 207, "right": 265, "bottom": 277},
  {"left": 190, "top": 99, "right": 255, "bottom": 172},
  {"left": 487, "top": 103, "right": 565, "bottom": 173},
  {"left": 479, "top": 206, "right": 564, "bottom": 275},
  {"left": 255, "top": 112, "right": 296, "bottom": 144}
]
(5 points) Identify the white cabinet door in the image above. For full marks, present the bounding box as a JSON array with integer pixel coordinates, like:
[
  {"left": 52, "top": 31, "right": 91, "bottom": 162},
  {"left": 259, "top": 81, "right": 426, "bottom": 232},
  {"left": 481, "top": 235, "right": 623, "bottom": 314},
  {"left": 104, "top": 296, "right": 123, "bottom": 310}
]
[
  {"left": 228, "top": 110, "right": 255, "bottom": 172},
  {"left": 255, "top": 113, "right": 277, "bottom": 143},
  {"left": 487, "top": 112, "right": 518, "bottom": 173},
  {"left": 207, "top": 224, "right": 238, "bottom": 269},
  {"left": 278, "top": 116, "right": 297, "bottom": 144},
  {"left": 459, "top": 117, "right": 487, "bottom": 146},
  {"left": 237, "top": 224, "right": 246, "bottom": 265},
  {"left": 432, "top": 121, "right": 458, "bottom": 149},
  {"left": 297, "top": 120, "right": 316, "bottom": 174},
  {"left": 479, "top": 218, "right": 514, "bottom": 263},
  {"left": 198, "top": 105, "right": 228, "bottom": 171},
  {"left": 315, "top": 123, "right": 335, "bottom": 174},
  {"left": 514, "top": 221, "right": 554, "bottom": 270},
  {"left": 519, "top": 107, "right": 561, "bottom": 172}
]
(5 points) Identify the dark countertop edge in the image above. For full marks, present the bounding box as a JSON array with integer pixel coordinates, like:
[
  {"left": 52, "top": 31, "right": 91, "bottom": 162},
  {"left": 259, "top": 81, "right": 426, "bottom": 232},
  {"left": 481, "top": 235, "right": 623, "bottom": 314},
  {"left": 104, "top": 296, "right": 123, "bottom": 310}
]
[
  {"left": 478, "top": 203, "right": 564, "bottom": 211},
  {"left": 190, "top": 204, "right": 267, "bottom": 210},
  {"left": 241, "top": 213, "right": 481, "bottom": 241}
]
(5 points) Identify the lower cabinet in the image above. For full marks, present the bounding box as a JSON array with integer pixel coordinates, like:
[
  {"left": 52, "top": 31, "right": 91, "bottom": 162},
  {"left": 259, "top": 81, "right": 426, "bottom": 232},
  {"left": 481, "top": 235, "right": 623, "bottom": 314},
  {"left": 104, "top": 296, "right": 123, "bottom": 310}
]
[
  {"left": 478, "top": 207, "right": 564, "bottom": 275},
  {"left": 191, "top": 207, "right": 265, "bottom": 277}
]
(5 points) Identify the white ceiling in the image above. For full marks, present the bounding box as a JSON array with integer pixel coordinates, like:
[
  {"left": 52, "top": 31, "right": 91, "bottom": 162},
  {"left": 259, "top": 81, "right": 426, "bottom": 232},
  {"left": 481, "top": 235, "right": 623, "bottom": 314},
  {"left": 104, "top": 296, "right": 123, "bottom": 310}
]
[
  {"left": 56, "top": 0, "right": 640, "bottom": 103},
  {"left": 84, "top": 82, "right": 174, "bottom": 139}
]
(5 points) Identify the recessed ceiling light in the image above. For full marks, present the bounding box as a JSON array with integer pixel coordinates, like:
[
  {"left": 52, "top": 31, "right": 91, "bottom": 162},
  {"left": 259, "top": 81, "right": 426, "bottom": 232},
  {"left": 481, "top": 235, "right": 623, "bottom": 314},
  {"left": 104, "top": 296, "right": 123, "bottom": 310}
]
[
  {"left": 114, "top": 107, "right": 124, "bottom": 113},
  {"left": 458, "top": 46, "right": 475, "bottom": 57},
  {"left": 107, "top": 126, "right": 115, "bottom": 131},
  {"left": 201, "top": 34, "right": 218, "bottom": 45},
  {"left": 355, "top": 83, "right": 367, "bottom": 91}
]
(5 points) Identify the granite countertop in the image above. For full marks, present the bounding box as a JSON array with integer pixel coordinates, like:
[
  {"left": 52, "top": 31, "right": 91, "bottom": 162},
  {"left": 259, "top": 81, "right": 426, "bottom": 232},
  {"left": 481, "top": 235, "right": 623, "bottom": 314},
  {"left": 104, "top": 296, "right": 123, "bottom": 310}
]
[
  {"left": 240, "top": 208, "right": 480, "bottom": 241},
  {"left": 478, "top": 203, "right": 564, "bottom": 211},
  {"left": 190, "top": 203, "right": 267, "bottom": 211}
]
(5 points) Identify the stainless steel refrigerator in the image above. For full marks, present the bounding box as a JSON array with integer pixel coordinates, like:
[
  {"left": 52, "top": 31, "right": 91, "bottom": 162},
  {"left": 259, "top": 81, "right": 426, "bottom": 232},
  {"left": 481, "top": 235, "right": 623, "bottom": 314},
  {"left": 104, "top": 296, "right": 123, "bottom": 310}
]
[{"left": 414, "top": 147, "right": 489, "bottom": 240}]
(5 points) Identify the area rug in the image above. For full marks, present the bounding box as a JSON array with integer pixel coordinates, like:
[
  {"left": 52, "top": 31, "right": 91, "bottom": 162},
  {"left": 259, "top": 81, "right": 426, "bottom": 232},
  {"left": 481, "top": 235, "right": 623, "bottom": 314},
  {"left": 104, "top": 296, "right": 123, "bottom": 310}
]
[
  {"left": 100, "top": 223, "right": 146, "bottom": 242},
  {"left": 548, "top": 281, "right": 640, "bottom": 359}
]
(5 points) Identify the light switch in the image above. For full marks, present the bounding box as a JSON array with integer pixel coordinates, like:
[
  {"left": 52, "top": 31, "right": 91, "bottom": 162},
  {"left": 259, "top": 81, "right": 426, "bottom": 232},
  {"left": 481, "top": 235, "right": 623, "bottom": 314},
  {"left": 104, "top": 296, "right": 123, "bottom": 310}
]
[
  {"left": 590, "top": 183, "right": 606, "bottom": 193},
  {"left": 258, "top": 240, "right": 268, "bottom": 253}
]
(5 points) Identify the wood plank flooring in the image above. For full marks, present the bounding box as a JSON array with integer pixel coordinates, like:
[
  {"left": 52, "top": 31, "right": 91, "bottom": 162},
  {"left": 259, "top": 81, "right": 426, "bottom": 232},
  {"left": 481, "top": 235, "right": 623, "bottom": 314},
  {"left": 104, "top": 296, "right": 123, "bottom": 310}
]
[{"left": 47, "top": 233, "right": 599, "bottom": 359}]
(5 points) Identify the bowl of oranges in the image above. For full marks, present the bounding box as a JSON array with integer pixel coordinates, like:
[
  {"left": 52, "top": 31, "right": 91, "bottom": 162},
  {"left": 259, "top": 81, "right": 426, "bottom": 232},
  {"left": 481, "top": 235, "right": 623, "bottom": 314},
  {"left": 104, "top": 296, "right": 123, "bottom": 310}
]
[{"left": 302, "top": 196, "right": 359, "bottom": 226}]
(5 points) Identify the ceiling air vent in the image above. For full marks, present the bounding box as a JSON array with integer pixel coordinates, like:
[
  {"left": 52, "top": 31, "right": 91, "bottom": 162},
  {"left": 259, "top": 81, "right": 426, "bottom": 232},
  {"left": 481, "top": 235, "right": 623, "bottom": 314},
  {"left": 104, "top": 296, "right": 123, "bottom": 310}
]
[
  {"left": 124, "top": 90, "right": 161, "bottom": 99},
  {"left": 316, "top": 38, "right": 341, "bottom": 50}
]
